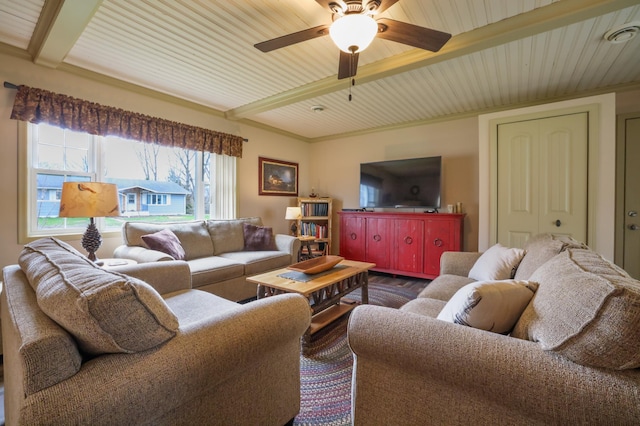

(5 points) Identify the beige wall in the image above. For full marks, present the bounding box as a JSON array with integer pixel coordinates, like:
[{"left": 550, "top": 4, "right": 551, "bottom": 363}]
[{"left": 310, "top": 118, "right": 480, "bottom": 252}]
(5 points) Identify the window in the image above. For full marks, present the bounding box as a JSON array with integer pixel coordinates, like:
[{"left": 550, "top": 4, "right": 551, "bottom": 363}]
[{"left": 20, "top": 122, "right": 237, "bottom": 241}]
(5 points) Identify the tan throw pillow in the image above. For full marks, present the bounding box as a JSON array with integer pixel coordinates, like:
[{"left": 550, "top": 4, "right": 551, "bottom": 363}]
[
  {"left": 511, "top": 249, "right": 640, "bottom": 369},
  {"left": 142, "top": 228, "right": 186, "bottom": 260},
  {"left": 437, "top": 280, "right": 538, "bottom": 334},
  {"left": 514, "top": 233, "right": 588, "bottom": 280},
  {"left": 468, "top": 244, "right": 525, "bottom": 281},
  {"left": 243, "top": 223, "right": 277, "bottom": 251},
  {"left": 19, "top": 237, "right": 179, "bottom": 355}
]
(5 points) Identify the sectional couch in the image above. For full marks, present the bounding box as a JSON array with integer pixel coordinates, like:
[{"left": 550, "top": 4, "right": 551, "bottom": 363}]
[
  {"left": 113, "top": 217, "right": 300, "bottom": 301},
  {"left": 348, "top": 233, "right": 640, "bottom": 425},
  {"left": 2, "top": 237, "right": 311, "bottom": 425}
]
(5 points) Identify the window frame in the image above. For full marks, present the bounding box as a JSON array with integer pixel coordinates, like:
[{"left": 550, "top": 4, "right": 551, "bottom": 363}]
[{"left": 19, "top": 122, "right": 232, "bottom": 244}]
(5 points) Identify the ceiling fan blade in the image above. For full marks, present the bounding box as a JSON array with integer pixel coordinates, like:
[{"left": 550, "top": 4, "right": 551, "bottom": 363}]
[
  {"left": 376, "top": 18, "right": 451, "bottom": 52},
  {"left": 315, "top": 0, "right": 347, "bottom": 14},
  {"left": 338, "top": 50, "right": 359, "bottom": 79},
  {"left": 254, "top": 24, "right": 330, "bottom": 52},
  {"left": 366, "top": 0, "right": 401, "bottom": 15}
]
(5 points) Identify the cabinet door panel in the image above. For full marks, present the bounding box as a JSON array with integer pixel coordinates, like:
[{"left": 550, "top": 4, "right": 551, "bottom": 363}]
[
  {"left": 424, "top": 219, "right": 454, "bottom": 276},
  {"left": 340, "top": 215, "right": 365, "bottom": 261},
  {"left": 394, "top": 219, "right": 424, "bottom": 273},
  {"left": 366, "top": 218, "right": 391, "bottom": 269}
]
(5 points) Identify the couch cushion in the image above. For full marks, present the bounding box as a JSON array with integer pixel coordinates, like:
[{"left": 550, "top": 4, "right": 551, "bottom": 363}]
[
  {"left": 208, "top": 217, "right": 263, "bottom": 255},
  {"left": 164, "top": 289, "right": 239, "bottom": 327},
  {"left": 187, "top": 257, "right": 245, "bottom": 288},
  {"left": 400, "top": 298, "right": 447, "bottom": 318},
  {"left": 219, "top": 251, "right": 291, "bottom": 276},
  {"left": 243, "top": 223, "right": 278, "bottom": 251},
  {"left": 418, "top": 275, "right": 476, "bottom": 301},
  {"left": 514, "top": 233, "right": 588, "bottom": 280},
  {"left": 511, "top": 249, "right": 640, "bottom": 369},
  {"left": 436, "top": 280, "right": 538, "bottom": 334},
  {"left": 122, "top": 221, "right": 213, "bottom": 260},
  {"left": 468, "top": 243, "right": 525, "bottom": 281},
  {"left": 141, "top": 228, "right": 186, "bottom": 260},
  {"left": 19, "top": 237, "right": 179, "bottom": 355}
]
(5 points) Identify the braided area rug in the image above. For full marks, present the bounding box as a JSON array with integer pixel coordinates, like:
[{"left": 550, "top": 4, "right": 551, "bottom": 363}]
[{"left": 293, "top": 276, "right": 428, "bottom": 426}]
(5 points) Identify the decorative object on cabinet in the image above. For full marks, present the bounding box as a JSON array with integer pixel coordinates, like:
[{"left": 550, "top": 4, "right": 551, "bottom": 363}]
[
  {"left": 285, "top": 206, "right": 302, "bottom": 236},
  {"left": 58, "top": 182, "right": 121, "bottom": 261},
  {"left": 338, "top": 211, "right": 464, "bottom": 279},
  {"left": 258, "top": 157, "right": 298, "bottom": 196},
  {"left": 298, "top": 197, "right": 333, "bottom": 256}
]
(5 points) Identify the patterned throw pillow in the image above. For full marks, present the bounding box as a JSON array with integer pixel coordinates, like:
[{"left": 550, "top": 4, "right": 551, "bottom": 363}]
[
  {"left": 142, "top": 228, "right": 186, "bottom": 260},
  {"left": 437, "top": 279, "right": 538, "bottom": 334}
]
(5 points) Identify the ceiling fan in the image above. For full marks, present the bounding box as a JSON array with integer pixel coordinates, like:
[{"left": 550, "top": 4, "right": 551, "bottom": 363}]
[{"left": 254, "top": 0, "right": 451, "bottom": 80}]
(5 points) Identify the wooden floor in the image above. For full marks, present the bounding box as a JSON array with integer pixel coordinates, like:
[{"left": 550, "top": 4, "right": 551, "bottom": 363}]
[{"left": 367, "top": 271, "right": 431, "bottom": 294}]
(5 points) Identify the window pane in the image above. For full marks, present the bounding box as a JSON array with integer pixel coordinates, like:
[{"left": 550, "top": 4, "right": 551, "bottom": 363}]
[{"left": 36, "top": 174, "right": 90, "bottom": 230}]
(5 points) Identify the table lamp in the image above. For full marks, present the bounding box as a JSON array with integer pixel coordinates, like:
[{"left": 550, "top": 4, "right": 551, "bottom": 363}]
[
  {"left": 285, "top": 206, "right": 302, "bottom": 236},
  {"left": 58, "top": 182, "right": 121, "bottom": 261}
]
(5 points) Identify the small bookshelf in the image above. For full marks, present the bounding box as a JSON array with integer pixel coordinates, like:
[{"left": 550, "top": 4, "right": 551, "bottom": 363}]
[{"left": 297, "top": 197, "right": 332, "bottom": 256}]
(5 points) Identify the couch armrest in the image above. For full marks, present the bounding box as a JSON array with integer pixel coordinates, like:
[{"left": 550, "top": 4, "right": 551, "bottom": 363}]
[
  {"left": 347, "top": 305, "right": 640, "bottom": 425},
  {"left": 439, "top": 251, "right": 482, "bottom": 276},
  {"left": 20, "top": 293, "right": 312, "bottom": 425},
  {"left": 113, "top": 245, "right": 174, "bottom": 263},
  {"left": 114, "top": 260, "right": 192, "bottom": 295},
  {"left": 274, "top": 234, "right": 301, "bottom": 259}
]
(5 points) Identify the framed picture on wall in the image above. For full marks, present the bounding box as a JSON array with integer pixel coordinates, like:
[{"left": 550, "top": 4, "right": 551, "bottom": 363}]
[{"left": 258, "top": 156, "right": 299, "bottom": 196}]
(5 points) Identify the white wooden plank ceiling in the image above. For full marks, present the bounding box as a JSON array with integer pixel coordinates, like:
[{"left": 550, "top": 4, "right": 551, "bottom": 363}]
[{"left": 0, "top": 0, "right": 639, "bottom": 141}]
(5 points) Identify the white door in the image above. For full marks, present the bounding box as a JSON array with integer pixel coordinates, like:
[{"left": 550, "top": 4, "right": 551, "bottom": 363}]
[
  {"left": 622, "top": 116, "right": 640, "bottom": 279},
  {"left": 497, "top": 113, "right": 588, "bottom": 248}
]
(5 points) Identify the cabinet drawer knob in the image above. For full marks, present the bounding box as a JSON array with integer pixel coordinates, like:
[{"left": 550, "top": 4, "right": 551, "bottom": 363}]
[
  {"left": 433, "top": 238, "right": 444, "bottom": 247},
  {"left": 350, "top": 232, "right": 357, "bottom": 240},
  {"left": 404, "top": 236, "right": 413, "bottom": 245},
  {"left": 373, "top": 234, "right": 381, "bottom": 242}
]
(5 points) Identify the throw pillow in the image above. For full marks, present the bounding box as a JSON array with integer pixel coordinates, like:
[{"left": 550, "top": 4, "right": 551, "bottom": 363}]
[
  {"left": 468, "top": 243, "right": 525, "bottom": 281},
  {"left": 243, "top": 223, "right": 277, "bottom": 251},
  {"left": 19, "top": 237, "right": 179, "bottom": 355},
  {"left": 142, "top": 228, "right": 186, "bottom": 260},
  {"left": 437, "top": 280, "right": 538, "bottom": 334}
]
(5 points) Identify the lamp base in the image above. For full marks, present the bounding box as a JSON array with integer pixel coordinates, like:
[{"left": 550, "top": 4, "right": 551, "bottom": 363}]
[
  {"left": 290, "top": 222, "right": 298, "bottom": 237},
  {"left": 82, "top": 218, "right": 102, "bottom": 261}
]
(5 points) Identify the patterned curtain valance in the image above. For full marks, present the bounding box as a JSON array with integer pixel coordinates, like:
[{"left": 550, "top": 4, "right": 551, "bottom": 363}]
[{"left": 10, "top": 85, "right": 243, "bottom": 158}]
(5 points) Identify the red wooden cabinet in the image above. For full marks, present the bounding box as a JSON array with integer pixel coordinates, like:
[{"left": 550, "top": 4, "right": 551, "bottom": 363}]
[
  {"left": 394, "top": 219, "right": 424, "bottom": 274},
  {"left": 339, "top": 211, "right": 464, "bottom": 279},
  {"left": 339, "top": 214, "right": 366, "bottom": 261}
]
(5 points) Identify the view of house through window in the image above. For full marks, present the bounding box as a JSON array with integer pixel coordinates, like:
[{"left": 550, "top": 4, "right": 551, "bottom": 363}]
[{"left": 29, "top": 122, "right": 222, "bottom": 237}]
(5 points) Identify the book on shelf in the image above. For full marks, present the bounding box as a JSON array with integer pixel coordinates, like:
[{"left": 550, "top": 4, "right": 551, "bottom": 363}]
[{"left": 301, "top": 202, "right": 329, "bottom": 217}]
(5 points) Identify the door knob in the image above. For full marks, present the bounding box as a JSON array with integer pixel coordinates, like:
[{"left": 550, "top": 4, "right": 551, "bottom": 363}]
[
  {"left": 629, "top": 224, "right": 639, "bottom": 231},
  {"left": 629, "top": 211, "right": 638, "bottom": 217},
  {"left": 555, "top": 219, "right": 561, "bottom": 227}
]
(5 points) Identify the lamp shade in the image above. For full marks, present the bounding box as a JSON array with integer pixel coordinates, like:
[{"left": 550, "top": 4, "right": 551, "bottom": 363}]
[
  {"left": 59, "top": 182, "right": 121, "bottom": 218},
  {"left": 285, "top": 206, "right": 302, "bottom": 220},
  {"left": 329, "top": 14, "right": 378, "bottom": 53}
]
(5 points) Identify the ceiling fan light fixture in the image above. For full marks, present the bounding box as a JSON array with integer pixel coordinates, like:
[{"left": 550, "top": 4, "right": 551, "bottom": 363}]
[{"left": 329, "top": 13, "right": 378, "bottom": 53}]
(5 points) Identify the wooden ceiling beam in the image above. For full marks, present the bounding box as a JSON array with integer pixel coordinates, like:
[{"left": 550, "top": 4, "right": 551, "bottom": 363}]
[{"left": 28, "top": 0, "right": 103, "bottom": 68}]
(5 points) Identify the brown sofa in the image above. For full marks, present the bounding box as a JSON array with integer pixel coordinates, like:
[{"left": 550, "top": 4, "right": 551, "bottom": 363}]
[
  {"left": 113, "top": 217, "right": 300, "bottom": 301},
  {"left": 2, "top": 237, "right": 311, "bottom": 425},
  {"left": 348, "top": 234, "right": 640, "bottom": 425}
]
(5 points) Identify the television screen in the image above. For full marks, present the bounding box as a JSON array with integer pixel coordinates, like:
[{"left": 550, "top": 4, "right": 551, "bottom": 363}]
[{"left": 360, "top": 156, "right": 442, "bottom": 209}]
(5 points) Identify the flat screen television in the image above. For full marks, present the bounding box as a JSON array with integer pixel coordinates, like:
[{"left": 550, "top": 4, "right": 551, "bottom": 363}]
[{"left": 360, "top": 156, "right": 442, "bottom": 209}]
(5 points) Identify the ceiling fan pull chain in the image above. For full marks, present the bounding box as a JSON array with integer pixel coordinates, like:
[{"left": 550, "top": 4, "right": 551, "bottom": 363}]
[{"left": 349, "top": 78, "right": 353, "bottom": 101}]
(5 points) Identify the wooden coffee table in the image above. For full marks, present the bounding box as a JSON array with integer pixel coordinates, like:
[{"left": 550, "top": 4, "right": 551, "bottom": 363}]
[{"left": 248, "top": 259, "right": 375, "bottom": 348}]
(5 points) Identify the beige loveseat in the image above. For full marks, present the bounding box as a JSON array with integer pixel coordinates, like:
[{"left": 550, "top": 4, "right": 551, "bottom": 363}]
[
  {"left": 348, "top": 234, "right": 640, "bottom": 425},
  {"left": 2, "top": 237, "right": 311, "bottom": 425},
  {"left": 113, "top": 217, "right": 300, "bottom": 301}
]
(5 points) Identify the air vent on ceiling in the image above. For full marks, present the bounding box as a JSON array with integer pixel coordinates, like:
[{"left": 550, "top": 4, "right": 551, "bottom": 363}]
[{"left": 604, "top": 21, "right": 640, "bottom": 44}]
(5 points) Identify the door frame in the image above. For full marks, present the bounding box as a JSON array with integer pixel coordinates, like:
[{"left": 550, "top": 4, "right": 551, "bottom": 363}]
[
  {"left": 478, "top": 93, "right": 616, "bottom": 259},
  {"left": 615, "top": 112, "right": 640, "bottom": 267}
]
